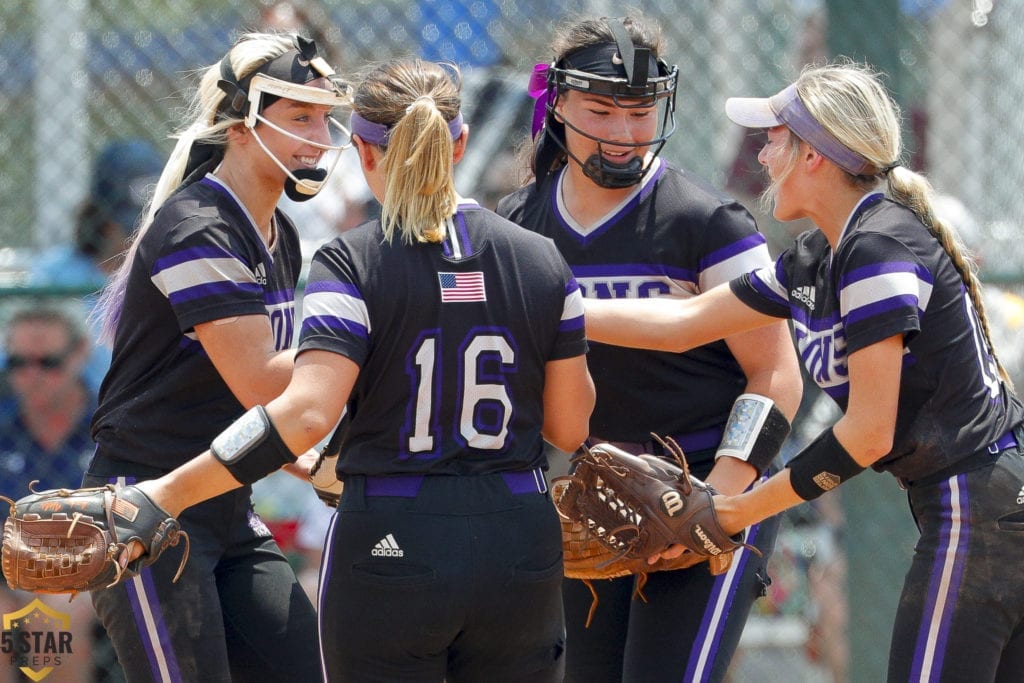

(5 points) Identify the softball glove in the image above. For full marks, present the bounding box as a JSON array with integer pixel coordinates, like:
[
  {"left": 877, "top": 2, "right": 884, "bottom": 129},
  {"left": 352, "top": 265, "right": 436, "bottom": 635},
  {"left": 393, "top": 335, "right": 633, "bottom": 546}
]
[{"left": 1, "top": 483, "right": 188, "bottom": 597}]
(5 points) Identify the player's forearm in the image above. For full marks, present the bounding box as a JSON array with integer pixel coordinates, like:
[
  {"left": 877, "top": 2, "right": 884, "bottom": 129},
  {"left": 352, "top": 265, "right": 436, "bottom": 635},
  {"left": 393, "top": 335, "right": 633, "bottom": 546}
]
[
  {"left": 584, "top": 283, "right": 766, "bottom": 353},
  {"left": 235, "top": 348, "right": 299, "bottom": 408},
  {"left": 583, "top": 297, "right": 691, "bottom": 351},
  {"left": 714, "top": 470, "right": 804, "bottom": 536},
  {"left": 136, "top": 452, "right": 242, "bottom": 517},
  {"left": 705, "top": 456, "right": 759, "bottom": 496}
]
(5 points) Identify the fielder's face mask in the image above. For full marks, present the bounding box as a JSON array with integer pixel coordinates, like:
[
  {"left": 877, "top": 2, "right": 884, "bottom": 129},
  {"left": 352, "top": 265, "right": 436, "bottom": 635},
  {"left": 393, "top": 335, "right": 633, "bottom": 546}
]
[
  {"left": 532, "top": 20, "right": 677, "bottom": 188},
  {"left": 217, "top": 35, "right": 351, "bottom": 202}
]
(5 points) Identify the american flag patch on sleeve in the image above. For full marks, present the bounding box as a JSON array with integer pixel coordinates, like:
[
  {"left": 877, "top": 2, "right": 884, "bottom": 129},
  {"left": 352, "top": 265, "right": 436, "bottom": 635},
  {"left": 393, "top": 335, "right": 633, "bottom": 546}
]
[{"left": 438, "top": 272, "right": 486, "bottom": 302}]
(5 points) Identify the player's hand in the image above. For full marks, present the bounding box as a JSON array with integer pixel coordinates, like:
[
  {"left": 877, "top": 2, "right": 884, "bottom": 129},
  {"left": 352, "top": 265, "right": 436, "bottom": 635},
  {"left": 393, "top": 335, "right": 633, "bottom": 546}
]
[
  {"left": 285, "top": 449, "right": 320, "bottom": 479},
  {"left": 121, "top": 479, "right": 166, "bottom": 565},
  {"left": 646, "top": 494, "right": 738, "bottom": 565},
  {"left": 648, "top": 544, "right": 690, "bottom": 564},
  {"left": 122, "top": 540, "right": 146, "bottom": 566}
]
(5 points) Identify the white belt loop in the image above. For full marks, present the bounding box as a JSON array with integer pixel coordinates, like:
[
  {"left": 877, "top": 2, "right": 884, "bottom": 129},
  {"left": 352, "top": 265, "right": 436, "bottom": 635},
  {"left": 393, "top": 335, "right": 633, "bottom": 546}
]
[{"left": 533, "top": 467, "right": 548, "bottom": 494}]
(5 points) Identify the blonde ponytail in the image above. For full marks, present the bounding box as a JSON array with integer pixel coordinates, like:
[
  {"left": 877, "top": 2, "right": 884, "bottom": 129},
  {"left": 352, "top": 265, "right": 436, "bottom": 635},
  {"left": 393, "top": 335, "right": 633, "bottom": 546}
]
[
  {"left": 379, "top": 96, "right": 458, "bottom": 244},
  {"left": 351, "top": 60, "right": 463, "bottom": 245},
  {"left": 887, "top": 166, "right": 1012, "bottom": 388},
  {"left": 92, "top": 33, "right": 295, "bottom": 345}
]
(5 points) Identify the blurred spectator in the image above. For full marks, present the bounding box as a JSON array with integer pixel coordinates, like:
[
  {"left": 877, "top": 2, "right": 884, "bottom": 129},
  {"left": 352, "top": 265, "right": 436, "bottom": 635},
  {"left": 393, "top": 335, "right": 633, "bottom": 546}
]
[
  {"left": 258, "top": 0, "right": 342, "bottom": 66},
  {"left": 27, "top": 139, "right": 164, "bottom": 395},
  {"left": 0, "top": 307, "right": 105, "bottom": 683},
  {"left": 29, "top": 140, "right": 163, "bottom": 291},
  {"left": 0, "top": 307, "right": 96, "bottom": 492}
]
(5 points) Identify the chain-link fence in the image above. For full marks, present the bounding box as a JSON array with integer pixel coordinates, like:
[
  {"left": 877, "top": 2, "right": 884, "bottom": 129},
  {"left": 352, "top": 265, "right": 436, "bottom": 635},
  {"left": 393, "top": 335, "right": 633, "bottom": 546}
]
[{"left": 2, "top": 1, "right": 1022, "bottom": 681}]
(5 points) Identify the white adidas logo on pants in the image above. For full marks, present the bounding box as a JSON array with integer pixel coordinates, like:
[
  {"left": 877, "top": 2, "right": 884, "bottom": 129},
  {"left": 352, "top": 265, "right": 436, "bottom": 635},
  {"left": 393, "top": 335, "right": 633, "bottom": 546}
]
[{"left": 372, "top": 533, "right": 404, "bottom": 557}]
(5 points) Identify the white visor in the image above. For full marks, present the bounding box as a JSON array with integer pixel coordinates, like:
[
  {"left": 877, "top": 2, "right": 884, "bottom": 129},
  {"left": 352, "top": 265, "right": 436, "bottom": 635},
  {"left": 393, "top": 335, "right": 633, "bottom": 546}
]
[{"left": 724, "top": 96, "right": 783, "bottom": 129}]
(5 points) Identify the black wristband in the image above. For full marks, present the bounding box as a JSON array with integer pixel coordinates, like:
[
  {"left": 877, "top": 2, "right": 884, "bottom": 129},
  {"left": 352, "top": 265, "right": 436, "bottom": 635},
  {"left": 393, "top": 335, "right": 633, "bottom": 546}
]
[
  {"left": 786, "top": 427, "right": 865, "bottom": 501},
  {"left": 211, "top": 406, "right": 296, "bottom": 485},
  {"left": 716, "top": 394, "right": 792, "bottom": 477}
]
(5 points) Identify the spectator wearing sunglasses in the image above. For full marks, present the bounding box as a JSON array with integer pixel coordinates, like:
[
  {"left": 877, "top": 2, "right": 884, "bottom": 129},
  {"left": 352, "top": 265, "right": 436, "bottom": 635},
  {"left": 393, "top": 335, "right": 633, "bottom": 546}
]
[
  {"left": 0, "top": 306, "right": 96, "bottom": 494},
  {"left": 0, "top": 306, "right": 106, "bottom": 683}
]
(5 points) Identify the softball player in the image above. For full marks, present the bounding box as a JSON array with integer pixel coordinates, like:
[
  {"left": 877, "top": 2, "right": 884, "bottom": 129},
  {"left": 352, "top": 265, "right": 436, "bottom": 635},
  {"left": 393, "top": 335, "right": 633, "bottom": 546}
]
[
  {"left": 123, "top": 58, "right": 595, "bottom": 682},
  {"left": 586, "top": 61, "right": 1024, "bottom": 681},
  {"left": 496, "top": 14, "right": 803, "bottom": 682},
  {"left": 83, "top": 33, "right": 348, "bottom": 681}
]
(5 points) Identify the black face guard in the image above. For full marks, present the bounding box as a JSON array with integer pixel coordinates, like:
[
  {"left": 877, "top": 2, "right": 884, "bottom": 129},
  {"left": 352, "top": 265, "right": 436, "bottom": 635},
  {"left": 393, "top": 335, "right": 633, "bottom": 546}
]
[{"left": 535, "top": 21, "right": 678, "bottom": 188}]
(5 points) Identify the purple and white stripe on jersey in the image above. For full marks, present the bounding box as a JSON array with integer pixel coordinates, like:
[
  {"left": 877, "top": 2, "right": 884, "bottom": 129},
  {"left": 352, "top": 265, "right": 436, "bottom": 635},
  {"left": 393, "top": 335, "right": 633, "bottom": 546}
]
[
  {"left": 746, "top": 263, "right": 790, "bottom": 308},
  {"left": 839, "top": 260, "right": 934, "bottom": 330},
  {"left": 151, "top": 245, "right": 261, "bottom": 305},
  {"left": 301, "top": 279, "right": 370, "bottom": 341},
  {"left": 441, "top": 202, "right": 481, "bottom": 259},
  {"left": 560, "top": 278, "right": 585, "bottom": 333},
  {"left": 699, "top": 233, "right": 770, "bottom": 291}
]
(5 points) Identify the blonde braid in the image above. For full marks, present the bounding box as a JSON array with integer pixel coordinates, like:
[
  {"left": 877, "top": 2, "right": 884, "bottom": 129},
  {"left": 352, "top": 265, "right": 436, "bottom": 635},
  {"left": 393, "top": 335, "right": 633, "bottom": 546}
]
[
  {"left": 887, "top": 167, "right": 1012, "bottom": 388},
  {"left": 794, "top": 60, "right": 1012, "bottom": 388}
]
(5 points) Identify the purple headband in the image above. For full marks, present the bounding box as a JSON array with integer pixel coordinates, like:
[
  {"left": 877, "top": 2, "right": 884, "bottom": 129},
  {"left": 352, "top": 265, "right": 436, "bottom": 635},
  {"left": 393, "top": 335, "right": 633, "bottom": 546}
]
[
  {"left": 350, "top": 111, "right": 464, "bottom": 147},
  {"left": 725, "top": 83, "right": 873, "bottom": 176}
]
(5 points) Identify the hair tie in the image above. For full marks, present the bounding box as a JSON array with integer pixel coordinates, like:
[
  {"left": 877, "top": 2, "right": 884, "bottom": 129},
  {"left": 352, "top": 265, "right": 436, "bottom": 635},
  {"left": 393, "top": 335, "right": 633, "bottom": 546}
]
[
  {"left": 880, "top": 162, "right": 899, "bottom": 176},
  {"left": 406, "top": 95, "right": 436, "bottom": 114}
]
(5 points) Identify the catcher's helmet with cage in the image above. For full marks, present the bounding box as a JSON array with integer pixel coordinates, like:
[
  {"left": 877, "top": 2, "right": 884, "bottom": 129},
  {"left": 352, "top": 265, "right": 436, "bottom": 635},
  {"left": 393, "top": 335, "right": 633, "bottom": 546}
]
[{"left": 533, "top": 19, "right": 678, "bottom": 188}]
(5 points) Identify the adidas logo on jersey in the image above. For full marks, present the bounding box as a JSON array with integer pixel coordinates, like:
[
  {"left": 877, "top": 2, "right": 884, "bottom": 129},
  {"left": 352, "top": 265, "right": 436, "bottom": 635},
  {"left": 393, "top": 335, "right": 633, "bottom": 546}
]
[
  {"left": 372, "top": 533, "right": 404, "bottom": 558},
  {"left": 791, "top": 286, "right": 816, "bottom": 310},
  {"left": 253, "top": 262, "right": 267, "bottom": 285}
]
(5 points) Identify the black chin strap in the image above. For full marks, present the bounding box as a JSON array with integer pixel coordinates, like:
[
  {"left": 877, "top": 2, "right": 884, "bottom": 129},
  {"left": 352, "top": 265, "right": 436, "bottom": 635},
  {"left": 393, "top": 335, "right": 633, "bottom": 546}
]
[
  {"left": 284, "top": 168, "right": 328, "bottom": 202},
  {"left": 183, "top": 141, "right": 224, "bottom": 186}
]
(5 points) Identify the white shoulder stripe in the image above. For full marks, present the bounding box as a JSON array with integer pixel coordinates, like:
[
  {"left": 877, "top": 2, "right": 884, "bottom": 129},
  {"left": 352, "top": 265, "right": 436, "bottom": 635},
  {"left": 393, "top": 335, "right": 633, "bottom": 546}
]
[
  {"left": 562, "top": 288, "right": 585, "bottom": 321},
  {"left": 840, "top": 271, "right": 932, "bottom": 314},
  {"left": 303, "top": 290, "right": 371, "bottom": 333},
  {"left": 152, "top": 257, "right": 254, "bottom": 297},
  {"left": 752, "top": 265, "right": 788, "bottom": 300},
  {"left": 701, "top": 243, "right": 772, "bottom": 291}
]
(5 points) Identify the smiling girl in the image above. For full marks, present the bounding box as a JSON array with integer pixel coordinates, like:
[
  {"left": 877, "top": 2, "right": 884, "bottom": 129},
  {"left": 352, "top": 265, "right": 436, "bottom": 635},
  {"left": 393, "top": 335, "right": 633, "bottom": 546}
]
[{"left": 85, "top": 32, "right": 348, "bottom": 682}]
